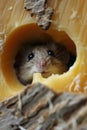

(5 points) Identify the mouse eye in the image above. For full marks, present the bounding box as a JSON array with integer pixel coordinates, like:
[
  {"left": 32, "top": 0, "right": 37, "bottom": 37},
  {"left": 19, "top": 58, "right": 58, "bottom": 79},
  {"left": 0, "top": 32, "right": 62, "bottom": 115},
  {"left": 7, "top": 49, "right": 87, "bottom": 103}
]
[
  {"left": 47, "top": 50, "right": 54, "bottom": 56},
  {"left": 28, "top": 52, "right": 34, "bottom": 61}
]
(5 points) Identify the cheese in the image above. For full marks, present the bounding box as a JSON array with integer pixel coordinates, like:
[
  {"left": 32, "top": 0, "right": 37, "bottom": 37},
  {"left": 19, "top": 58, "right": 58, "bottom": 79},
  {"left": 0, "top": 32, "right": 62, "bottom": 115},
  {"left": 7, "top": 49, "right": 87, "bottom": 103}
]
[{"left": 0, "top": 0, "right": 87, "bottom": 101}]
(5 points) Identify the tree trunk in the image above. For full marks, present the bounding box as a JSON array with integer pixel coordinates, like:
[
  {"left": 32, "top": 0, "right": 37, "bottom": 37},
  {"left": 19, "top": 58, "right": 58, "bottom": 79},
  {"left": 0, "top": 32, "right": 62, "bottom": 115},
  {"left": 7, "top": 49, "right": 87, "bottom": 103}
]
[{"left": 0, "top": 1, "right": 87, "bottom": 130}]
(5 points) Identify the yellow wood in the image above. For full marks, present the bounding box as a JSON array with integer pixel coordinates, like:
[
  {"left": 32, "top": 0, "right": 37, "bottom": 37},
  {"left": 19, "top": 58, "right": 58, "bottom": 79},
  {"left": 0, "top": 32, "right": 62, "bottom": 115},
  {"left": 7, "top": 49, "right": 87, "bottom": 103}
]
[{"left": 0, "top": 0, "right": 87, "bottom": 101}]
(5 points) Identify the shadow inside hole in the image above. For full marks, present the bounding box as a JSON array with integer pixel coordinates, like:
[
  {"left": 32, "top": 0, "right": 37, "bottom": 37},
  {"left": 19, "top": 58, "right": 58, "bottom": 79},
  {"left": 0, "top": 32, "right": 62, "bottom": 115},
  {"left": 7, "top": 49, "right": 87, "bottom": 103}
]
[
  {"left": 67, "top": 53, "right": 76, "bottom": 69},
  {"left": 13, "top": 34, "right": 76, "bottom": 86}
]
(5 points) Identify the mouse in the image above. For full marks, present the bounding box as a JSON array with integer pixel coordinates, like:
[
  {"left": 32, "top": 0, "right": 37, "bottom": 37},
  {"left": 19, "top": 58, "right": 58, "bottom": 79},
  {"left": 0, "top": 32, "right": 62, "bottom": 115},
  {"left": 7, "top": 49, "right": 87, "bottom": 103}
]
[{"left": 14, "top": 39, "right": 74, "bottom": 85}]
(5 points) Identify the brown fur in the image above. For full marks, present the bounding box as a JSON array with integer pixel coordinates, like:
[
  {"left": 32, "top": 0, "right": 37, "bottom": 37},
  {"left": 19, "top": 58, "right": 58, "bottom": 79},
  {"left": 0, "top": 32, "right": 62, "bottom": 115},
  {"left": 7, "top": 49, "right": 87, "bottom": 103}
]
[{"left": 14, "top": 40, "right": 70, "bottom": 85}]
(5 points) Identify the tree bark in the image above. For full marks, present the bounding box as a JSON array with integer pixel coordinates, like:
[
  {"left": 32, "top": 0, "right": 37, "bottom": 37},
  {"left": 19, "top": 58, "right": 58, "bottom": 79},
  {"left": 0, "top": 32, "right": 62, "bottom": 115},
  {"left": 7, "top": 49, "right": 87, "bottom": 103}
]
[
  {"left": 0, "top": 83, "right": 87, "bottom": 130},
  {"left": 24, "top": 0, "right": 54, "bottom": 30}
]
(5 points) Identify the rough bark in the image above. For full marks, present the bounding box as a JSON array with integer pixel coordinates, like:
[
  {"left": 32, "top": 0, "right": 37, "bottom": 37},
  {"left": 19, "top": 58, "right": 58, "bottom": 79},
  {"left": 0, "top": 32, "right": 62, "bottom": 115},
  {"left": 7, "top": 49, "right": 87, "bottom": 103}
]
[
  {"left": 0, "top": 83, "right": 87, "bottom": 130},
  {"left": 24, "top": 0, "right": 54, "bottom": 30}
]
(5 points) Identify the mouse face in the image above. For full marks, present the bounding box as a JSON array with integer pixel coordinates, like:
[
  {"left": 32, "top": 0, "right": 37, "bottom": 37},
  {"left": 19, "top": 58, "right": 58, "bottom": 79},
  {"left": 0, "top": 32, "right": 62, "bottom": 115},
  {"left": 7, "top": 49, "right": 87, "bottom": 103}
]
[{"left": 14, "top": 41, "right": 70, "bottom": 85}]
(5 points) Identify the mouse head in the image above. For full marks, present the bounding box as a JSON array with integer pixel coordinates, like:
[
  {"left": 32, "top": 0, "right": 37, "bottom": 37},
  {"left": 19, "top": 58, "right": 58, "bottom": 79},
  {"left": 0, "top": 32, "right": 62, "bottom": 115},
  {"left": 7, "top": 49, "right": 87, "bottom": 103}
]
[{"left": 14, "top": 40, "right": 70, "bottom": 85}]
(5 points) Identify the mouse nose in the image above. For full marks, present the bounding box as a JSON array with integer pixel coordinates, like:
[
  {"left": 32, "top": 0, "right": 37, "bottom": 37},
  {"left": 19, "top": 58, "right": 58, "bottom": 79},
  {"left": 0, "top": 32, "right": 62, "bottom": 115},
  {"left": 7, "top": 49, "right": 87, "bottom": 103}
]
[{"left": 40, "top": 59, "right": 47, "bottom": 67}]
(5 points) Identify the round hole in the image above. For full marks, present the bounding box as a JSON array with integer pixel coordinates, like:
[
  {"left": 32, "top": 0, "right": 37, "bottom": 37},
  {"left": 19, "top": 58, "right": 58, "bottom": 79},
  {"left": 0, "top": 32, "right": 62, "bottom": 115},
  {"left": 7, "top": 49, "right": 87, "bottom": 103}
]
[
  {"left": 13, "top": 26, "right": 76, "bottom": 85},
  {"left": 1, "top": 24, "right": 76, "bottom": 87}
]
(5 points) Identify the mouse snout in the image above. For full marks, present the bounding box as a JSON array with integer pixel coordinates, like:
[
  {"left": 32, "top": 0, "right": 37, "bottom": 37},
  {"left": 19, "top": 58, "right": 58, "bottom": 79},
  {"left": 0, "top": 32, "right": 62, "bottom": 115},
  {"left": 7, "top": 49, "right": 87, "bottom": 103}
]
[{"left": 40, "top": 59, "right": 47, "bottom": 67}]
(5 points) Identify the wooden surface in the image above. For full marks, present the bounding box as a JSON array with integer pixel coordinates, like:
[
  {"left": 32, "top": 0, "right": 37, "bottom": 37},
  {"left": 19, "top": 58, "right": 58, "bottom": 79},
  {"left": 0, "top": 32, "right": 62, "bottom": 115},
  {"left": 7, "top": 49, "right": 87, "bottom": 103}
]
[
  {"left": 0, "top": 83, "right": 87, "bottom": 130},
  {"left": 0, "top": 1, "right": 87, "bottom": 130}
]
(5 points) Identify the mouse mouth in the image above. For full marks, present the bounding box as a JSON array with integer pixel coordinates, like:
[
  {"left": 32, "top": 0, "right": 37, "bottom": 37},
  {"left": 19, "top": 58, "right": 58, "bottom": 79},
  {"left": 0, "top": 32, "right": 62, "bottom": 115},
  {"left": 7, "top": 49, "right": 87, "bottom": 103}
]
[
  {"left": 41, "top": 71, "right": 51, "bottom": 78},
  {"left": 41, "top": 71, "right": 49, "bottom": 74}
]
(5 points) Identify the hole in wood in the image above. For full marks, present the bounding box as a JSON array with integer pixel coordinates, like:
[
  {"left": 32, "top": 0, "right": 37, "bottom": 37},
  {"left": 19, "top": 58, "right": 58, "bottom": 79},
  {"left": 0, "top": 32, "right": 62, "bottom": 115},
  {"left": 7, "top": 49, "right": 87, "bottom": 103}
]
[
  {"left": 13, "top": 28, "right": 76, "bottom": 85},
  {"left": 1, "top": 24, "right": 76, "bottom": 87}
]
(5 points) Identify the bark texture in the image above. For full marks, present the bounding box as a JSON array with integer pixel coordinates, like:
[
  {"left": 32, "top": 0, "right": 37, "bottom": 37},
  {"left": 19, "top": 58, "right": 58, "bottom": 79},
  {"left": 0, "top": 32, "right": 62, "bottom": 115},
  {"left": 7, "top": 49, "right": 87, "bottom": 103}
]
[
  {"left": 0, "top": 83, "right": 87, "bottom": 130},
  {"left": 24, "top": 0, "right": 54, "bottom": 30}
]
